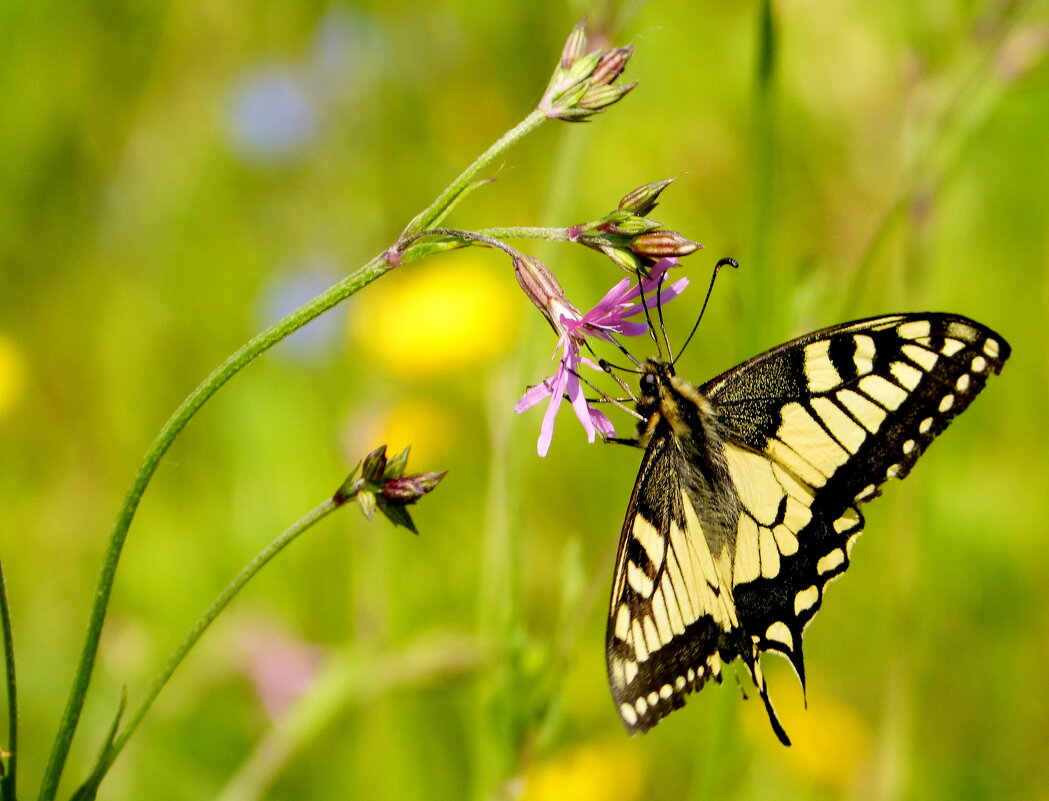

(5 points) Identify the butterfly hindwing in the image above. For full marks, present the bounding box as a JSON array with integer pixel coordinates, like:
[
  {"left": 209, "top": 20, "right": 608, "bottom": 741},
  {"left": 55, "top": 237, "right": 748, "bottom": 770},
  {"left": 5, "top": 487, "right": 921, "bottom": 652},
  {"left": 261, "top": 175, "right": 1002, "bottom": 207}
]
[
  {"left": 606, "top": 379, "right": 742, "bottom": 733},
  {"left": 607, "top": 312, "right": 1010, "bottom": 743}
]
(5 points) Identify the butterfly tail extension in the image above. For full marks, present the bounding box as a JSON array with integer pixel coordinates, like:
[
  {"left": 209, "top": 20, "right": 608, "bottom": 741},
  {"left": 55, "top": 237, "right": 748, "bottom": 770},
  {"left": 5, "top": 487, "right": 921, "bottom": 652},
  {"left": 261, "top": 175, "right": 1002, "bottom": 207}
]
[{"left": 743, "top": 641, "right": 792, "bottom": 746}]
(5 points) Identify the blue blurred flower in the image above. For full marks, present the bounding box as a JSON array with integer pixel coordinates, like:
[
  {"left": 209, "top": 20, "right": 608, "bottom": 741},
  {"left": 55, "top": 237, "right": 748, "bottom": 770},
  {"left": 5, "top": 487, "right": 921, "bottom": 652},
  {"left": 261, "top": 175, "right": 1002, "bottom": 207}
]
[
  {"left": 257, "top": 259, "right": 341, "bottom": 361},
  {"left": 227, "top": 65, "right": 316, "bottom": 163}
]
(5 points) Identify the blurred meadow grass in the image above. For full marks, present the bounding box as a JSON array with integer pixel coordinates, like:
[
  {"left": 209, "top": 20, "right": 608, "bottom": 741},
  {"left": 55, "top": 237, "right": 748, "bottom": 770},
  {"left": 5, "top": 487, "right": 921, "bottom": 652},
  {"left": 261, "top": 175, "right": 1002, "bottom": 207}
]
[{"left": 1, "top": 1, "right": 1048, "bottom": 800}]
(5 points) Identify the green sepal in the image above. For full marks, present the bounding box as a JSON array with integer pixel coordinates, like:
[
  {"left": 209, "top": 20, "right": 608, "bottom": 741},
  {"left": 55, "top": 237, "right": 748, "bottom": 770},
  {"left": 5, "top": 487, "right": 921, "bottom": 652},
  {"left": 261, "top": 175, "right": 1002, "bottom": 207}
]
[
  {"left": 383, "top": 446, "right": 411, "bottom": 481},
  {"left": 381, "top": 503, "right": 418, "bottom": 535}
]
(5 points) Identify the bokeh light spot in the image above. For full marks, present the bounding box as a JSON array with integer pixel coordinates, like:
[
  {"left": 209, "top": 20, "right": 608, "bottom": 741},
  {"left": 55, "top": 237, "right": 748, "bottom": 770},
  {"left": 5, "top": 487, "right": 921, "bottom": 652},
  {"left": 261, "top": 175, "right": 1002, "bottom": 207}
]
[
  {"left": 0, "top": 333, "right": 26, "bottom": 420},
  {"left": 521, "top": 740, "right": 644, "bottom": 801},
  {"left": 227, "top": 65, "right": 316, "bottom": 162},
  {"left": 349, "top": 252, "right": 524, "bottom": 378}
]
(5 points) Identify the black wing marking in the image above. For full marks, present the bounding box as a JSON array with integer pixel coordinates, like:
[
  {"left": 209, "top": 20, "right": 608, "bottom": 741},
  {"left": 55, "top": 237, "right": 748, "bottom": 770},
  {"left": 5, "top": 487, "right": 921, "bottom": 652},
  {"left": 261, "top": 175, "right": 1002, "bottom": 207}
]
[
  {"left": 606, "top": 426, "right": 741, "bottom": 733},
  {"left": 703, "top": 313, "right": 1009, "bottom": 737}
]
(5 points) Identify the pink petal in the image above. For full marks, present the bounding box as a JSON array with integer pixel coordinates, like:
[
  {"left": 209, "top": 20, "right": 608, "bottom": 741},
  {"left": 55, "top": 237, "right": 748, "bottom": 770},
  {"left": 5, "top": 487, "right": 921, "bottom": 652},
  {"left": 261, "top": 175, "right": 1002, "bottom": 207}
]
[
  {"left": 589, "top": 405, "right": 616, "bottom": 437},
  {"left": 537, "top": 367, "right": 568, "bottom": 456},
  {"left": 515, "top": 379, "right": 554, "bottom": 413}
]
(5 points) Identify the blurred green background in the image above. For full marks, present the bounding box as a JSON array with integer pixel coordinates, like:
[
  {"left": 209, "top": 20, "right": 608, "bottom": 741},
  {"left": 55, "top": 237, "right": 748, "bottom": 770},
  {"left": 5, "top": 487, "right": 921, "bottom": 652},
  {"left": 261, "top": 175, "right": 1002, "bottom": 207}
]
[{"left": 2, "top": 1, "right": 1047, "bottom": 799}]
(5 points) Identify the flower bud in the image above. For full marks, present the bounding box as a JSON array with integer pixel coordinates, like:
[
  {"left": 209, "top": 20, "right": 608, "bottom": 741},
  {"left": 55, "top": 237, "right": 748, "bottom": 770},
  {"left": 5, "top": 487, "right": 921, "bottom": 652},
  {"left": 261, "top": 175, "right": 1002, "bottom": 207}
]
[
  {"left": 599, "top": 215, "right": 662, "bottom": 237},
  {"left": 514, "top": 255, "right": 579, "bottom": 334},
  {"left": 383, "top": 445, "right": 411, "bottom": 481},
  {"left": 381, "top": 471, "right": 448, "bottom": 504},
  {"left": 630, "top": 230, "right": 701, "bottom": 258},
  {"left": 598, "top": 244, "right": 644, "bottom": 274},
  {"left": 361, "top": 445, "right": 387, "bottom": 484},
  {"left": 540, "top": 22, "right": 635, "bottom": 121},
  {"left": 618, "top": 179, "right": 674, "bottom": 216},
  {"left": 590, "top": 46, "right": 634, "bottom": 87},
  {"left": 559, "top": 19, "right": 588, "bottom": 69},
  {"left": 579, "top": 82, "right": 637, "bottom": 111},
  {"left": 356, "top": 489, "right": 377, "bottom": 520}
]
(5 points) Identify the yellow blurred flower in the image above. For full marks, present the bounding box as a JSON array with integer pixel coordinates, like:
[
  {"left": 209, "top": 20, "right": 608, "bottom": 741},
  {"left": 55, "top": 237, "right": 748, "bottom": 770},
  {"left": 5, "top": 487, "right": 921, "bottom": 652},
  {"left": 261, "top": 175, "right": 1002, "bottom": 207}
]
[
  {"left": 346, "top": 397, "right": 455, "bottom": 467},
  {"left": 742, "top": 664, "right": 872, "bottom": 789},
  {"left": 0, "top": 333, "right": 26, "bottom": 421},
  {"left": 349, "top": 251, "right": 523, "bottom": 378},
  {"left": 521, "top": 740, "right": 645, "bottom": 801}
]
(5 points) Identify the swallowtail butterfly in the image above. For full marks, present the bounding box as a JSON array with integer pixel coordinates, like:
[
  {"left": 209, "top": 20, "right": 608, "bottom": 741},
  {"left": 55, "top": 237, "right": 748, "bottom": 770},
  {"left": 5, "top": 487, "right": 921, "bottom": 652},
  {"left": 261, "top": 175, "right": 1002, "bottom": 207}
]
[{"left": 606, "top": 313, "right": 1009, "bottom": 744}]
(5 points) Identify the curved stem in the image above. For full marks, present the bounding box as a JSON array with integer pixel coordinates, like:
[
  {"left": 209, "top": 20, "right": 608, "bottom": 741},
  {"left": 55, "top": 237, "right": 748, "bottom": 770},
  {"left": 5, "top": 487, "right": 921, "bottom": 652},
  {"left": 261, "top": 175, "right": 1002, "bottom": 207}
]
[
  {"left": 95, "top": 498, "right": 342, "bottom": 783},
  {"left": 0, "top": 560, "right": 16, "bottom": 801},
  {"left": 401, "top": 110, "right": 546, "bottom": 238},
  {"left": 37, "top": 255, "right": 388, "bottom": 801},
  {"left": 473, "top": 226, "right": 570, "bottom": 242}
]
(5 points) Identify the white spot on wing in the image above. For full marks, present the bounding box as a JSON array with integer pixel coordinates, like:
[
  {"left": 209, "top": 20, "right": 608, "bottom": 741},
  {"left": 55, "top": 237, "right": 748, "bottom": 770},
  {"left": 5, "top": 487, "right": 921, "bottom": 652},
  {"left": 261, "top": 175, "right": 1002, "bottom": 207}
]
[
  {"left": 759, "top": 527, "right": 781, "bottom": 578},
  {"left": 919, "top": 417, "right": 933, "bottom": 434},
  {"left": 837, "top": 388, "right": 888, "bottom": 433},
  {"left": 631, "top": 619, "right": 649, "bottom": 662},
  {"left": 632, "top": 516, "right": 664, "bottom": 567},
  {"left": 971, "top": 355, "right": 987, "bottom": 373},
  {"left": 624, "top": 659, "right": 639, "bottom": 684},
  {"left": 725, "top": 445, "right": 786, "bottom": 526},
  {"left": 956, "top": 373, "right": 971, "bottom": 392},
  {"left": 615, "top": 604, "right": 630, "bottom": 641},
  {"left": 765, "top": 621, "right": 794, "bottom": 650},
  {"left": 859, "top": 374, "right": 908, "bottom": 410},
  {"left": 811, "top": 396, "right": 867, "bottom": 453},
  {"left": 620, "top": 703, "right": 638, "bottom": 726},
  {"left": 853, "top": 334, "right": 876, "bottom": 375},
  {"left": 902, "top": 343, "right": 938, "bottom": 371},
  {"left": 804, "top": 339, "right": 841, "bottom": 393},
  {"left": 817, "top": 549, "right": 846, "bottom": 575},
  {"left": 833, "top": 507, "right": 860, "bottom": 533},
  {"left": 733, "top": 515, "right": 761, "bottom": 585},
  {"left": 983, "top": 339, "right": 1000, "bottom": 359},
  {"left": 773, "top": 524, "right": 799, "bottom": 556},
  {"left": 897, "top": 320, "right": 931, "bottom": 339},
  {"left": 794, "top": 585, "right": 820, "bottom": 615},
  {"left": 939, "top": 394, "right": 955, "bottom": 413},
  {"left": 775, "top": 402, "right": 850, "bottom": 478},
  {"left": 627, "top": 561, "right": 654, "bottom": 598},
  {"left": 891, "top": 361, "right": 923, "bottom": 390}
]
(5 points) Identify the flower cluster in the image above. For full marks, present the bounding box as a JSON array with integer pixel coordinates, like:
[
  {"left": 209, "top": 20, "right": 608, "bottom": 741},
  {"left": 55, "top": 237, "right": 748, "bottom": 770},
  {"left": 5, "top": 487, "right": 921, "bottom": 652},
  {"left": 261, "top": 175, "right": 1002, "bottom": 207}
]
[
  {"left": 539, "top": 21, "right": 636, "bottom": 121},
  {"left": 572, "top": 179, "right": 700, "bottom": 276},
  {"left": 515, "top": 257, "right": 689, "bottom": 456},
  {"left": 335, "top": 445, "right": 447, "bottom": 533}
]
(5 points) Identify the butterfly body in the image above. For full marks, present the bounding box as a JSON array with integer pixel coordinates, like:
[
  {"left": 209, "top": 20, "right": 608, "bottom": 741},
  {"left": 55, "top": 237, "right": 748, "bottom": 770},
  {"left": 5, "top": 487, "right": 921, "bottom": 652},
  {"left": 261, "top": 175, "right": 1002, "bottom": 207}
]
[{"left": 606, "top": 313, "right": 1009, "bottom": 744}]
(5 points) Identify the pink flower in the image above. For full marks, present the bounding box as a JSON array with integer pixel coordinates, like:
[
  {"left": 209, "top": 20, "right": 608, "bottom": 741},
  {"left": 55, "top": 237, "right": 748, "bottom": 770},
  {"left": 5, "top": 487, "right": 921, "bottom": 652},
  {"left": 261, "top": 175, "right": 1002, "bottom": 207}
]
[{"left": 515, "top": 258, "right": 688, "bottom": 456}]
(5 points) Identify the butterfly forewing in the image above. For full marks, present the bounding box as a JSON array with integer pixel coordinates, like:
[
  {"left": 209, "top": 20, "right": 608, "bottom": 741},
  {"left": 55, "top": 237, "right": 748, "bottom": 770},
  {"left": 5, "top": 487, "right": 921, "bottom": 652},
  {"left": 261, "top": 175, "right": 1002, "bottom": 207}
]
[{"left": 607, "top": 312, "right": 1010, "bottom": 743}]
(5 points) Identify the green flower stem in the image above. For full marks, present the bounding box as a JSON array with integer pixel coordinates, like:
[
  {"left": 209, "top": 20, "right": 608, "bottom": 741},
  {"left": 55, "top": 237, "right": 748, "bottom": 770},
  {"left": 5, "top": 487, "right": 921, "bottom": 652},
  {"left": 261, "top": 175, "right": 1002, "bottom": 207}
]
[
  {"left": 473, "top": 226, "right": 571, "bottom": 242},
  {"left": 93, "top": 498, "right": 343, "bottom": 785},
  {"left": 37, "top": 255, "right": 388, "bottom": 801},
  {"left": 401, "top": 110, "right": 546, "bottom": 238},
  {"left": 0, "top": 560, "right": 17, "bottom": 801}
]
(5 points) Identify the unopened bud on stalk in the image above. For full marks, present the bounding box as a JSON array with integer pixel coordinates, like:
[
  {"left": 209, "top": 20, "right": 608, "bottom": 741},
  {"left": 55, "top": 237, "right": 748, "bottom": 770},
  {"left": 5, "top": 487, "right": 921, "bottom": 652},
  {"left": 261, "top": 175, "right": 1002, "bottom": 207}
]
[
  {"left": 541, "top": 22, "right": 636, "bottom": 121},
  {"left": 513, "top": 254, "right": 579, "bottom": 335},
  {"left": 618, "top": 179, "right": 674, "bottom": 216},
  {"left": 629, "top": 231, "right": 701, "bottom": 258}
]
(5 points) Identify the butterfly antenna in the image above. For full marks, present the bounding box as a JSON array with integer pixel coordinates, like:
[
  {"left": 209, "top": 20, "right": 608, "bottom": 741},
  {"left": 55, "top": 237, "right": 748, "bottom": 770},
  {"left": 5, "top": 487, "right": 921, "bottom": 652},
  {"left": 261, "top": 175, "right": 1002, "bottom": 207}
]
[
  {"left": 585, "top": 332, "right": 642, "bottom": 370},
  {"left": 673, "top": 257, "right": 738, "bottom": 367},
  {"left": 565, "top": 366, "right": 643, "bottom": 420},
  {"left": 654, "top": 269, "right": 675, "bottom": 363},
  {"left": 635, "top": 270, "right": 665, "bottom": 361},
  {"left": 597, "top": 358, "right": 640, "bottom": 403}
]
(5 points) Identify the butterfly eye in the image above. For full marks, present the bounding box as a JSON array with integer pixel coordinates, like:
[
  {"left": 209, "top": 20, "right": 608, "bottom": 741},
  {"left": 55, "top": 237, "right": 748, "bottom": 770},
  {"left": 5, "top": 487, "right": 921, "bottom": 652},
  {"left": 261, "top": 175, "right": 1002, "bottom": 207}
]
[{"left": 640, "top": 373, "right": 657, "bottom": 395}]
